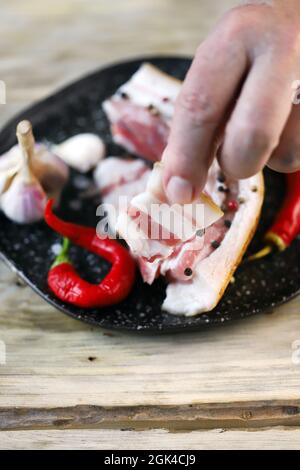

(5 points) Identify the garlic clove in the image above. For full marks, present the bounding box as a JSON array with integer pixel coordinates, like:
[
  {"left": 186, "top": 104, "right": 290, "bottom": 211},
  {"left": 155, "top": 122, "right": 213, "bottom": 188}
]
[
  {"left": 0, "top": 120, "right": 47, "bottom": 224},
  {"left": 1, "top": 170, "right": 47, "bottom": 224},
  {"left": 54, "top": 133, "right": 105, "bottom": 173},
  {"left": 31, "top": 144, "right": 69, "bottom": 200},
  {"left": 0, "top": 119, "right": 70, "bottom": 209}
]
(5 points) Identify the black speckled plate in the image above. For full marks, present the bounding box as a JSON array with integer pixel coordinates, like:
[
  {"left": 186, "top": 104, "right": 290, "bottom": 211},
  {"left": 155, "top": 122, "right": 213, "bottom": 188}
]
[{"left": 0, "top": 56, "right": 299, "bottom": 333}]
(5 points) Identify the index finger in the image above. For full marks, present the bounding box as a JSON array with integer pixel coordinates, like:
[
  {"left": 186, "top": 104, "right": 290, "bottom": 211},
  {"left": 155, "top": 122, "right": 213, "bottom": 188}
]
[{"left": 162, "top": 24, "right": 247, "bottom": 203}]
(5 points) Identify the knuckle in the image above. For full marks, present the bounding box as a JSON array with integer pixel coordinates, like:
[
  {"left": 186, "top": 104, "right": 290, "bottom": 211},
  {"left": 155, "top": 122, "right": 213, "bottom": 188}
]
[
  {"left": 177, "top": 89, "right": 218, "bottom": 127},
  {"left": 221, "top": 8, "right": 246, "bottom": 40},
  {"left": 221, "top": 5, "right": 258, "bottom": 40},
  {"left": 221, "top": 4, "right": 272, "bottom": 43}
]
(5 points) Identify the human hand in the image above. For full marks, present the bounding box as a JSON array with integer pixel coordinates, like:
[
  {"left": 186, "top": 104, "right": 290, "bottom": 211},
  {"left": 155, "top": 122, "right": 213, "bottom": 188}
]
[{"left": 162, "top": 0, "right": 300, "bottom": 203}]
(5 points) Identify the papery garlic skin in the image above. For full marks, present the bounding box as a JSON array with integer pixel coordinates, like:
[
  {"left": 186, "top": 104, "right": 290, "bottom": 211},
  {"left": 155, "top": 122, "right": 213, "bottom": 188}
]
[
  {"left": 54, "top": 134, "right": 105, "bottom": 173},
  {"left": 0, "top": 148, "right": 22, "bottom": 196},
  {"left": 0, "top": 166, "right": 20, "bottom": 196},
  {"left": 0, "top": 146, "right": 21, "bottom": 172},
  {"left": 1, "top": 171, "right": 47, "bottom": 224}
]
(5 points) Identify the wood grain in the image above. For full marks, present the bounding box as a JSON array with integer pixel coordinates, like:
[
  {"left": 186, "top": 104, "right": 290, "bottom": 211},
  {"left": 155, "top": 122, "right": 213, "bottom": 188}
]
[
  {"left": 1, "top": 0, "right": 300, "bottom": 447},
  {"left": 1, "top": 427, "right": 300, "bottom": 450},
  {"left": 1, "top": 260, "right": 300, "bottom": 430},
  {"left": 0, "top": 0, "right": 235, "bottom": 126}
]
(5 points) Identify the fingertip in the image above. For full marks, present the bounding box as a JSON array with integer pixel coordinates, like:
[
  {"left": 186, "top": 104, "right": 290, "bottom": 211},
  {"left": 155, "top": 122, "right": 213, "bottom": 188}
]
[
  {"left": 165, "top": 175, "right": 194, "bottom": 204},
  {"left": 219, "top": 125, "right": 277, "bottom": 179},
  {"left": 267, "top": 152, "right": 300, "bottom": 174},
  {"left": 162, "top": 147, "right": 208, "bottom": 203}
]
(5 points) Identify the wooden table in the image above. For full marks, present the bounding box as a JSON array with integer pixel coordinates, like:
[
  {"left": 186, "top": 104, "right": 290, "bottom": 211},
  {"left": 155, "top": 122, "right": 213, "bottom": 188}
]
[{"left": 1, "top": 0, "right": 300, "bottom": 450}]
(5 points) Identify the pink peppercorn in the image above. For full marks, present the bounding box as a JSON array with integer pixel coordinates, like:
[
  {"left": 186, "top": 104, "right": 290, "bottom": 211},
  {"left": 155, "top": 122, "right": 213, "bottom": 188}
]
[{"left": 227, "top": 199, "right": 239, "bottom": 212}]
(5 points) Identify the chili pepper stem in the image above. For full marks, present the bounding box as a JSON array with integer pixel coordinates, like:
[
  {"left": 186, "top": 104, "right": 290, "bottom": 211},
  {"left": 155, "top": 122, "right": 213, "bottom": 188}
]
[
  {"left": 245, "top": 230, "right": 288, "bottom": 263},
  {"left": 264, "top": 232, "right": 287, "bottom": 252},
  {"left": 245, "top": 244, "right": 273, "bottom": 263},
  {"left": 52, "top": 237, "right": 71, "bottom": 268}
]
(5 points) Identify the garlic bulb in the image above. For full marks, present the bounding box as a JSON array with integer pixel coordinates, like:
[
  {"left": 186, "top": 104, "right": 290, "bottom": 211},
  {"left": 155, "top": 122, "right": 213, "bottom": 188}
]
[
  {"left": 54, "top": 133, "right": 105, "bottom": 173},
  {"left": 0, "top": 121, "right": 47, "bottom": 224},
  {"left": 0, "top": 120, "right": 70, "bottom": 224}
]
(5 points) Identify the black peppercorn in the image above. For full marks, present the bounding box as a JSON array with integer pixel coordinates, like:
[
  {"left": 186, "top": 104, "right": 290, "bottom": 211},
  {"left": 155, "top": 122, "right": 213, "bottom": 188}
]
[
  {"left": 120, "top": 91, "right": 129, "bottom": 99},
  {"left": 184, "top": 267, "right": 193, "bottom": 277},
  {"left": 147, "top": 104, "right": 160, "bottom": 116},
  {"left": 211, "top": 240, "right": 220, "bottom": 249},
  {"left": 218, "top": 185, "right": 230, "bottom": 193},
  {"left": 196, "top": 229, "right": 205, "bottom": 237}
]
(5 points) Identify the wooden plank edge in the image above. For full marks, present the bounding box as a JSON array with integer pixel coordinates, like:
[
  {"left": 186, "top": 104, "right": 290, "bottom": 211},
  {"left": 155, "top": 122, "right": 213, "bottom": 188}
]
[
  {"left": 1, "top": 427, "right": 300, "bottom": 450},
  {"left": 1, "top": 400, "right": 300, "bottom": 432}
]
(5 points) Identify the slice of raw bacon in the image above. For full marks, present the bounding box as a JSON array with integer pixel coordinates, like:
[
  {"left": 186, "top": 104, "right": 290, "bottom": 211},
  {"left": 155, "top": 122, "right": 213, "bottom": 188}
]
[
  {"left": 163, "top": 172, "right": 264, "bottom": 316},
  {"left": 94, "top": 156, "right": 151, "bottom": 230},
  {"left": 101, "top": 64, "right": 265, "bottom": 316},
  {"left": 116, "top": 162, "right": 223, "bottom": 284},
  {"left": 103, "top": 63, "right": 180, "bottom": 161},
  {"left": 95, "top": 155, "right": 264, "bottom": 315}
]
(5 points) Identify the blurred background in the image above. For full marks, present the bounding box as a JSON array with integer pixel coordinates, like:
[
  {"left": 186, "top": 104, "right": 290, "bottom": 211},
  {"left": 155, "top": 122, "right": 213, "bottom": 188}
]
[{"left": 0, "top": 0, "right": 236, "bottom": 127}]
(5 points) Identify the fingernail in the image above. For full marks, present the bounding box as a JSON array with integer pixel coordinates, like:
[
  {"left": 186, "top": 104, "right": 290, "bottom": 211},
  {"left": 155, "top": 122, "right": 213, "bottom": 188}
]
[{"left": 166, "top": 176, "right": 193, "bottom": 204}]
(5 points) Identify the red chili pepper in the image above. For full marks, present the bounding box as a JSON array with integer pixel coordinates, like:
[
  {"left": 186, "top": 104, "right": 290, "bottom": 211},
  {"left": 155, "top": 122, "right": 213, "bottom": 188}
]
[
  {"left": 45, "top": 199, "right": 136, "bottom": 308},
  {"left": 248, "top": 170, "right": 300, "bottom": 261}
]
